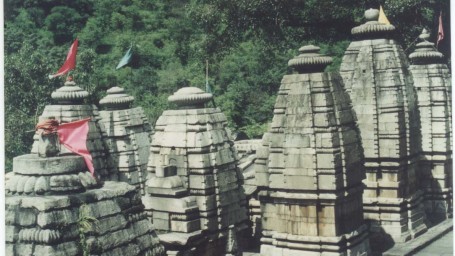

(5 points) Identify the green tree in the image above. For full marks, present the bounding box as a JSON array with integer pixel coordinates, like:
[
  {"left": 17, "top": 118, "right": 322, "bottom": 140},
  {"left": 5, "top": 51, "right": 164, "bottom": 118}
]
[{"left": 4, "top": 0, "right": 451, "bottom": 169}]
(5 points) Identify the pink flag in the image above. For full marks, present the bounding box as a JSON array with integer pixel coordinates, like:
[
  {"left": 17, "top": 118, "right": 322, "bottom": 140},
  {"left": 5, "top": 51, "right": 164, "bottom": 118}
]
[
  {"left": 57, "top": 118, "right": 94, "bottom": 175},
  {"left": 49, "top": 38, "right": 79, "bottom": 79},
  {"left": 436, "top": 11, "right": 444, "bottom": 48}
]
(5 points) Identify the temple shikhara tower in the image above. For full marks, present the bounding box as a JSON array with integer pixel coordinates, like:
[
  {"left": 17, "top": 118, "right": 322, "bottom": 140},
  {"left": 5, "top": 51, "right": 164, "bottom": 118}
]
[
  {"left": 142, "top": 87, "right": 248, "bottom": 255},
  {"left": 5, "top": 80, "right": 164, "bottom": 256},
  {"left": 99, "top": 86, "right": 153, "bottom": 194},
  {"left": 30, "top": 79, "right": 114, "bottom": 181},
  {"left": 339, "top": 9, "right": 427, "bottom": 243},
  {"left": 409, "top": 29, "right": 452, "bottom": 224},
  {"left": 4, "top": 4, "right": 453, "bottom": 256},
  {"left": 255, "top": 45, "right": 370, "bottom": 255}
]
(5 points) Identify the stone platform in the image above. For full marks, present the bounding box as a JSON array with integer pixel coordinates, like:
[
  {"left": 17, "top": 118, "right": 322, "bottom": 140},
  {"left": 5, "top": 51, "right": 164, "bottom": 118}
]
[{"left": 242, "top": 219, "right": 453, "bottom": 256}]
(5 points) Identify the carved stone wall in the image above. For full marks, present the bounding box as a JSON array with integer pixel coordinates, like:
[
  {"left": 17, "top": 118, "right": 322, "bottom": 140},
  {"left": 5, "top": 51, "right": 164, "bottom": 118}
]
[
  {"left": 30, "top": 80, "right": 113, "bottom": 180},
  {"left": 6, "top": 154, "right": 164, "bottom": 255},
  {"left": 409, "top": 29, "right": 453, "bottom": 224},
  {"left": 99, "top": 86, "right": 152, "bottom": 194},
  {"left": 339, "top": 9, "right": 427, "bottom": 243},
  {"left": 256, "top": 45, "right": 370, "bottom": 256},
  {"left": 142, "top": 87, "right": 248, "bottom": 256}
]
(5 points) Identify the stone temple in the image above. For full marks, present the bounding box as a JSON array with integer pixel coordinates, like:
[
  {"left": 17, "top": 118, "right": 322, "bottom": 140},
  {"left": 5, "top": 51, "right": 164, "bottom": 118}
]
[
  {"left": 339, "top": 9, "right": 427, "bottom": 244},
  {"left": 408, "top": 29, "right": 453, "bottom": 224},
  {"left": 5, "top": 79, "right": 164, "bottom": 256},
  {"left": 142, "top": 87, "right": 249, "bottom": 255},
  {"left": 255, "top": 45, "right": 370, "bottom": 255},
  {"left": 5, "top": 7, "right": 453, "bottom": 256},
  {"left": 99, "top": 86, "right": 153, "bottom": 195},
  {"left": 30, "top": 79, "right": 114, "bottom": 181}
]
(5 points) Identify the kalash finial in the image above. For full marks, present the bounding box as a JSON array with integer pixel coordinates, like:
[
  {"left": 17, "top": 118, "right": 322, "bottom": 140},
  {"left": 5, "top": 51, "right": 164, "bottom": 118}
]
[
  {"left": 287, "top": 45, "right": 333, "bottom": 74},
  {"left": 168, "top": 87, "right": 213, "bottom": 109},
  {"left": 351, "top": 8, "right": 395, "bottom": 38},
  {"left": 409, "top": 28, "right": 444, "bottom": 64},
  {"left": 51, "top": 77, "right": 89, "bottom": 104},
  {"left": 419, "top": 29, "right": 431, "bottom": 41},
  {"left": 365, "top": 8, "right": 380, "bottom": 22},
  {"left": 99, "top": 86, "right": 134, "bottom": 110}
]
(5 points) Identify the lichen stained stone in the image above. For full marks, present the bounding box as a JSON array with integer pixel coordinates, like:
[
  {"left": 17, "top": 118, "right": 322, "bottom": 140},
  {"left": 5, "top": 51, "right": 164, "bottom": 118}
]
[
  {"left": 256, "top": 45, "right": 371, "bottom": 256},
  {"left": 339, "top": 8, "right": 427, "bottom": 244}
]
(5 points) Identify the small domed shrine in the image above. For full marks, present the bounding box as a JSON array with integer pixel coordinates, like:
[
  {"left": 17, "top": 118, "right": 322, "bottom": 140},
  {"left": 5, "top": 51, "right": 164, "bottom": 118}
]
[
  {"left": 30, "top": 79, "right": 114, "bottom": 180},
  {"left": 5, "top": 80, "right": 164, "bottom": 255},
  {"left": 142, "top": 87, "right": 249, "bottom": 255},
  {"left": 99, "top": 86, "right": 153, "bottom": 194}
]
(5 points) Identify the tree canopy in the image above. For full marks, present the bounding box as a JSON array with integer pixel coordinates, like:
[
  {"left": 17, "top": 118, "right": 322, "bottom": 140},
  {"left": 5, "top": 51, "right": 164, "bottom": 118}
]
[{"left": 4, "top": 0, "right": 451, "bottom": 171}]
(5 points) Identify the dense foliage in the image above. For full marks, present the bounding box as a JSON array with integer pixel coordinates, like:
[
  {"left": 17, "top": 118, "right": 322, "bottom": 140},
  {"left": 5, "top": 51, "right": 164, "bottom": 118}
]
[{"left": 5, "top": 0, "right": 451, "bottom": 171}]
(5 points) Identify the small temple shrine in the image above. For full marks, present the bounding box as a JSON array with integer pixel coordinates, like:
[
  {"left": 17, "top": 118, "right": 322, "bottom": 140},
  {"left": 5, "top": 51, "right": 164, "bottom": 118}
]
[
  {"left": 99, "top": 86, "right": 153, "bottom": 194},
  {"left": 5, "top": 79, "right": 164, "bottom": 256},
  {"left": 408, "top": 29, "right": 453, "bottom": 224},
  {"left": 142, "top": 87, "right": 249, "bottom": 255},
  {"left": 30, "top": 78, "right": 114, "bottom": 181}
]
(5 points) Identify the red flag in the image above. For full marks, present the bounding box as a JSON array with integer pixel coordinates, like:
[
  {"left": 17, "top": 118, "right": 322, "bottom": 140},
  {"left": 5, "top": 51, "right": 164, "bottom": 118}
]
[
  {"left": 57, "top": 118, "right": 94, "bottom": 175},
  {"left": 49, "top": 38, "right": 78, "bottom": 79},
  {"left": 437, "top": 11, "right": 444, "bottom": 48}
]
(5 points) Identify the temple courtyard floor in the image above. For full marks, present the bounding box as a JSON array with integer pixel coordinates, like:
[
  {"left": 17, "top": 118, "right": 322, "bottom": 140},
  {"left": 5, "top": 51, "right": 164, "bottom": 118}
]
[{"left": 243, "top": 219, "right": 453, "bottom": 256}]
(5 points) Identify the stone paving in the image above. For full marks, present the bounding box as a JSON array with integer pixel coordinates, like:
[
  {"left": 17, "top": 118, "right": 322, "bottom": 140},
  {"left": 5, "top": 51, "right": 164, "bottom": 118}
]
[
  {"left": 243, "top": 219, "right": 453, "bottom": 256},
  {"left": 414, "top": 230, "right": 453, "bottom": 256},
  {"left": 384, "top": 219, "right": 453, "bottom": 256}
]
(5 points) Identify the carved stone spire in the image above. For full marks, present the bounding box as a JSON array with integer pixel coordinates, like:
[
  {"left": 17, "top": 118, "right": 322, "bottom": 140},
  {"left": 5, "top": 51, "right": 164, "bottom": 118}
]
[
  {"left": 168, "top": 87, "right": 212, "bottom": 109},
  {"left": 351, "top": 8, "right": 395, "bottom": 38},
  {"left": 409, "top": 29, "right": 444, "bottom": 64},
  {"left": 51, "top": 79, "right": 89, "bottom": 104},
  {"left": 99, "top": 86, "right": 134, "bottom": 110},
  {"left": 288, "top": 45, "right": 333, "bottom": 73}
]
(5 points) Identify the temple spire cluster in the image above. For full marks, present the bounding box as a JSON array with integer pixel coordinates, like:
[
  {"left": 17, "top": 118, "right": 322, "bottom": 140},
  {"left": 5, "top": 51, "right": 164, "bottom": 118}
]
[{"left": 5, "top": 7, "right": 452, "bottom": 256}]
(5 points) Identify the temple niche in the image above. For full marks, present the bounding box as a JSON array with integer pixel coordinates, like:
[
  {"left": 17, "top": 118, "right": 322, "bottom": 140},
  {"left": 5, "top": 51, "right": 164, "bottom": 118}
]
[
  {"left": 408, "top": 29, "right": 453, "bottom": 224},
  {"left": 339, "top": 9, "right": 427, "bottom": 244},
  {"left": 142, "top": 87, "right": 249, "bottom": 255},
  {"left": 99, "top": 86, "right": 153, "bottom": 195},
  {"left": 30, "top": 78, "right": 114, "bottom": 181},
  {"left": 255, "top": 45, "right": 370, "bottom": 255},
  {"left": 5, "top": 80, "right": 164, "bottom": 256}
]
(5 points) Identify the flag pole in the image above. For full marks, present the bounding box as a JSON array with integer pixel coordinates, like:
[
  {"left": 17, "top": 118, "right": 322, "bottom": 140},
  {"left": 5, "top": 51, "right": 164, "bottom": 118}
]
[
  {"left": 130, "top": 42, "right": 133, "bottom": 88},
  {"left": 206, "top": 59, "right": 209, "bottom": 86},
  {"left": 206, "top": 59, "right": 217, "bottom": 108}
]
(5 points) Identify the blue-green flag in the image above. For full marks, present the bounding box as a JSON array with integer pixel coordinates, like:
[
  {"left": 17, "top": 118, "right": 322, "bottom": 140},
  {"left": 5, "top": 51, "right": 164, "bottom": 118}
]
[
  {"left": 206, "top": 80, "right": 212, "bottom": 94},
  {"left": 116, "top": 46, "right": 133, "bottom": 69}
]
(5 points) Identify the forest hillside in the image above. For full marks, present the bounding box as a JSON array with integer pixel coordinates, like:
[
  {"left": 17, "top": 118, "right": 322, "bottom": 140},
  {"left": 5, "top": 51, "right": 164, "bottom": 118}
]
[{"left": 4, "top": 0, "right": 451, "bottom": 171}]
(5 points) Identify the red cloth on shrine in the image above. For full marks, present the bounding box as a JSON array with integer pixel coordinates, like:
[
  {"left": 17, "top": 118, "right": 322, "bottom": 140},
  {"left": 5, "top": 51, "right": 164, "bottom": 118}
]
[{"left": 57, "top": 118, "right": 94, "bottom": 176}]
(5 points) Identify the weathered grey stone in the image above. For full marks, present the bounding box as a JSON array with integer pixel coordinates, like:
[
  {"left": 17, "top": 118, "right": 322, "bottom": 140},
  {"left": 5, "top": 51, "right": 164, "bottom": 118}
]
[
  {"left": 409, "top": 29, "right": 452, "bottom": 224},
  {"left": 143, "top": 87, "right": 249, "bottom": 255},
  {"left": 99, "top": 86, "right": 152, "bottom": 195},
  {"left": 256, "top": 45, "right": 370, "bottom": 255},
  {"left": 6, "top": 225, "right": 19, "bottom": 243},
  {"left": 30, "top": 80, "right": 112, "bottom": 180},
  {"left": 7, "top": 110, "right": 163, "bottom": 256},
  {"left": 21, "top": 196, "right": 71, "bottom": 211},
  {"left": 339, "top": 9, "right": 427, "bottom": 245}
]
